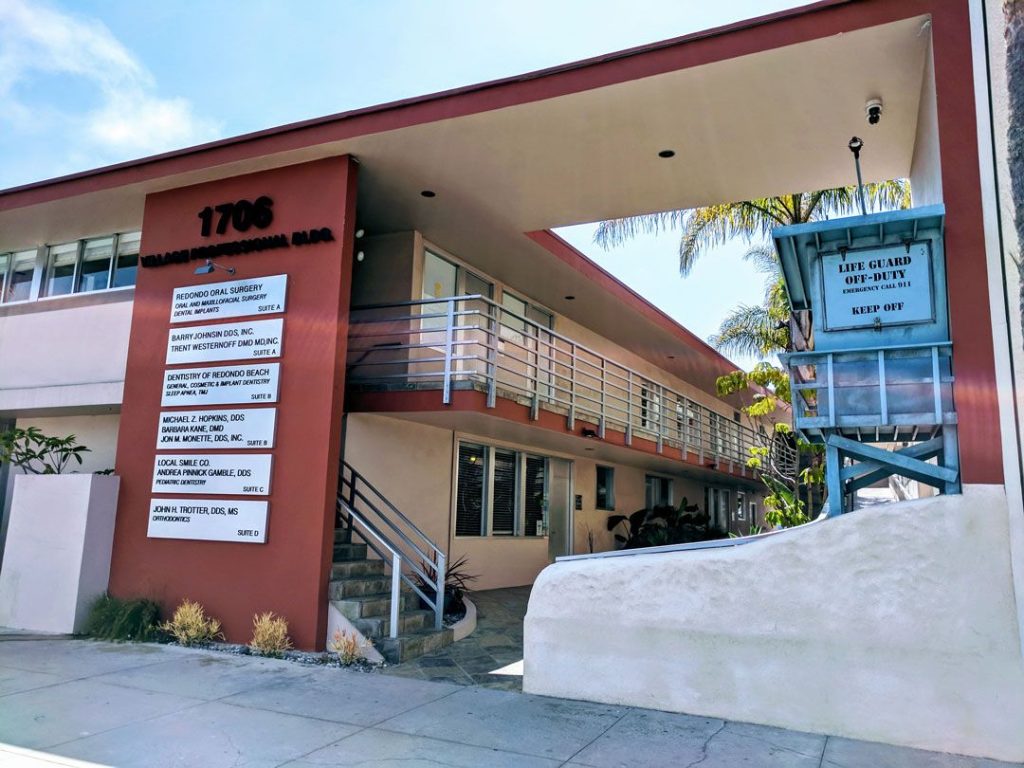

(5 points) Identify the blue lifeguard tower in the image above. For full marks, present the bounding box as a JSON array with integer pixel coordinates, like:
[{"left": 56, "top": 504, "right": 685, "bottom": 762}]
[{"left": 774, "top": 205, "right": 959, "bottom": 515}]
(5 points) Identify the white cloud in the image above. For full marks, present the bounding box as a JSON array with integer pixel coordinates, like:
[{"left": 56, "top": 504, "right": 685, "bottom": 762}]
[{"left": 0, "top": 0, "right": 219, "bottom": 160}]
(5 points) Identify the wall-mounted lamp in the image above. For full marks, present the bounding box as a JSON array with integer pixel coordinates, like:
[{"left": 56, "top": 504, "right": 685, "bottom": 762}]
[
  {"left": 355, "top": 228, "right": 365, "bottom": 239},
  {"left": 193, "top": 259, "right": 235, "bottom": 276}
]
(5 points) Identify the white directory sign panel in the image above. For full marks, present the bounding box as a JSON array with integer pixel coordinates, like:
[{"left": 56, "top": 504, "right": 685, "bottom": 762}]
[
  {"left": 821, "top": 242, "right": 933, "bottom": 330},
  {"left": 152, "top": 454, "right": 273, "bottom": 495},
  {"left": 148, "top": 498, "right": 268, "bottom": 543},
  {"left": 157, "top": 408, "right": 277, "bottom": 450},
  {"left": 166, "top": 318, "right": 283, "bottom": 365},
  {"left": 161, "top": 363, "right": 280, "bottom": 407},
  {"left": 171, "top": 274, "right": 287, "bottom": 323}
]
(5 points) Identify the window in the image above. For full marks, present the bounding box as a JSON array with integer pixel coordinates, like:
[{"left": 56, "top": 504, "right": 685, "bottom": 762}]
[
  {"left": 500, "top": 291, "right": 528, "bottom": 337},
  {"left": 5, "top": 249, "right": 37, "bottom": 303},
  {"left": 78, "top": 236, "right": 115, "bottom": 293},
  {"left": 736, "top": 492, "right": 746, "bottom": 521},
  {"left": 44, "top": 242, "right": 78, "bottom": 297},
  {"left": 645, "top": 475, "right": 672, "bottom": 509},
  {"left": 749, "top": 501, "right": 758, "bottom": 523},
  {"left": 454, "top": 440, "right": 550, "bottom": 538},
  {"left": 524, "top": 455, "right": 546, "bottom": 536},
  {"left": 455, "top": 443, "right": 487, "bottom": 536},
  {"left": 2, "top": 231, "right": 139, "bottom": 305},
  {"left": 421, "top": 250, "right": 458, "bottom": 330},
  {"left": 112, "top": 231, "right": 141, "bottom": 288},
  {"left": 641, "top": 386, "right": 662, "bottom": 430},
  {"left": 596, "top": 466, "right": 615, "bottom": 510},
  {"left": 491, "top": 448, "right": 518, "bottom": 535}
]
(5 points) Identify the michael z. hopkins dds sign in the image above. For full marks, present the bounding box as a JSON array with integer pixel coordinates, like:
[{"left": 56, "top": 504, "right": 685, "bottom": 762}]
[{"left": 139, "top": 196, "right": 336, "bottom": 268}]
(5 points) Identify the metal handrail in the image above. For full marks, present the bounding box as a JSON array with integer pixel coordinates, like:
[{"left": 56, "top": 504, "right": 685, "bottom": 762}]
[
  {"left": 348, "top": 295, "right": 787, "bottom": 473},
  {"left": 337, "top": 461, "right": 446, "bottom": 635}
]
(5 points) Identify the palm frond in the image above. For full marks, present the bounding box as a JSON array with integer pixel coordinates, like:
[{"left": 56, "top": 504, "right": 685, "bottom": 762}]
[
  {"left": 742, "top": 244, "right": 781, "bottom": 277},
  {"left": 708, "top": 303, "right": 790, "bottom": 358},
  {"left": 593, "top": 210, "right": 688, "bottom": 249}
]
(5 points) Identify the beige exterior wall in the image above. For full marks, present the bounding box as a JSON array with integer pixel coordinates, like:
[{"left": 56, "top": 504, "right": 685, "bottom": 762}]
[
  {"left": 343, "top": 412, "right": 764, "bottom": 590},
  {"left": 11, "top": 414, "right": 121, "bottom": 476},
  {"left": 343, "top": 413, "right": 453, "bottom": 556}
]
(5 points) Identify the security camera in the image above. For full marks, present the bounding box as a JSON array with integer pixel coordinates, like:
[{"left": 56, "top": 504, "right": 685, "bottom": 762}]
[{"left": 865, "top": 98, "right": 883, "bottom": 125}]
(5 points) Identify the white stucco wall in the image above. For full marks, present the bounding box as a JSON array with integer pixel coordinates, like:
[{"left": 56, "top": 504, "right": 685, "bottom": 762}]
[
  {"left": 524, "top": 485, "right": 1024, "bottom": 762},
  {"left": 0, "top": 474, "right": 120, "bottom": 633},
  {"left": 0, "top": 295, "right": 132, "bottom": 414},
  {"left": 1, "top": 414, "right": 121, "bottom": 565}
]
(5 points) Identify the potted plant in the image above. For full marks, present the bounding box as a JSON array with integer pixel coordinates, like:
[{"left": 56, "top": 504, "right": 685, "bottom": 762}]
[{"left": 0, "top": 427, "right": 120, "bottom": 634}]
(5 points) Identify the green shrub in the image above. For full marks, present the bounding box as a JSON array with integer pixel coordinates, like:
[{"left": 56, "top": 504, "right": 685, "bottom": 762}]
[{"left": 86, "top": 594, "right": 161, "bottom": 641}]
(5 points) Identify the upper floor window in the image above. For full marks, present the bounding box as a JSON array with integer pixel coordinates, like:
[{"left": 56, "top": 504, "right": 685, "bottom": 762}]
[
  {"left": 0, "top": 231, "right": 140, "bottom": 305},
  {"left": 1, "top": 249, "right": 36, "bottom": 303}
]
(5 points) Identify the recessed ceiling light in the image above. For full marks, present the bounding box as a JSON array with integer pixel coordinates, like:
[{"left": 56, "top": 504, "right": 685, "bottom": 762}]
[
  {"left": 420, "top": 190, "right": 436, "bottom": 198},
  {"left": 658, "top": 150, "right": 676, "bottom": 158},
  {"left": 564, "top": 295, "right": 576, "bottom": 300},
  {"left": 667, "top": 355, "right": 676, "bottom": 359}
]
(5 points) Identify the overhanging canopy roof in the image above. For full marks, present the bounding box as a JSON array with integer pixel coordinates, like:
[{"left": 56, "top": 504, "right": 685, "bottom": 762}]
[{"left": 0, "top": 1, "right": 936, "bottom": 399}]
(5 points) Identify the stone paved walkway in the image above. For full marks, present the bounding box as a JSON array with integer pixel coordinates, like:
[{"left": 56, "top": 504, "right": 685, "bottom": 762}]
[
  {"left": 382, "top": 586, "right": 528, "bottom": 691},
  {"left": 0, "top": 636, "right": 1020, "bottom": 767}
]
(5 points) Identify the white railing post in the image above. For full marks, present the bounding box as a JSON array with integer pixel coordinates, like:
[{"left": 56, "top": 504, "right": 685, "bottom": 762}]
[
  {"left": 625, "top": 370, "right": 633, "bottom": 446},
  {"left": 442, "top": 299, "right": 455, "bottom": 405},
  {"left": 567, "top": 342, "right": 576, "bottom": 431},
  {"left": 485, "top": 303, "right": 497, "bottom": 408},
  {"left": 390, "top": 553, "right": 402, "bottom": 640},
  {"left": 434, "top": 552, "right": 446, "bottom": 630},
  {"left": 599, "top": 358, "right": 607, "bottom": 439},
  {"left": 655, "top": 383, "right": 664, "bottom": 454}
]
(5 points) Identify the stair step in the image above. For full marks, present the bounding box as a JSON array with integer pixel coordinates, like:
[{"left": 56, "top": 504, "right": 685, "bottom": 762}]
[
  {"left": 331, "top": 559, "right": 385, "bottom": 578},
  {"left": 348, "top": 608, "right": 433, "bottom": 639},
  {"left": 378, "top": 627, "right": 454, "bottom": 664},
  {"left": 334, "top": 528, "right": 352, "bottom": 544},
  {"left": 329, "top": 576, "right": 394, "bottom": 599},
  {"left": 333, "top": 542, "right": 367, "bottom": 561},
  {"left": 332, "top": 591, "right": 421, "bottom": 619}
]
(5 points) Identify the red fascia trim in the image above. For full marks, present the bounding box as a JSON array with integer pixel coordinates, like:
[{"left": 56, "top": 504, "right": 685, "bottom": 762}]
[
  {"left": 348, "top": 389, "right": 757, "bottom": 485},
  {"left": 0, "top": 0, "right": 884, "bottom": 211},
  {"left": 526, "top": 229, "right": 744, "bottom": 377}
]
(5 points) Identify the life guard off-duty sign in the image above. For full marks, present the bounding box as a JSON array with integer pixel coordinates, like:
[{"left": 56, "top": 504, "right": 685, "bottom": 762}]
[{"left": 821, "top": 242, "right": 933, "bottom": 330}]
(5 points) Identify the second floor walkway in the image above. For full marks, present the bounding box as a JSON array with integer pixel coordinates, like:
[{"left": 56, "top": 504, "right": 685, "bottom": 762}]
[{"left": 346, "top": 295, "right": 796, "bottom": 479}]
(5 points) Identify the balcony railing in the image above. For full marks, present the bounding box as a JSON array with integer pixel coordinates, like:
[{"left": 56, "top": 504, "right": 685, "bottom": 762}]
[
  {"left": 781, "top": 342, "right": 956, "bottom": 442},
  {"left": 347, "top": 295, "right": 792, "bottom": 474}
]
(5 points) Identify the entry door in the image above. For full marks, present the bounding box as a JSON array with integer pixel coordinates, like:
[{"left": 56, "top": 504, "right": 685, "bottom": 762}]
[{"left": 547, "top": 458, "right": 572, "bottom": 560}]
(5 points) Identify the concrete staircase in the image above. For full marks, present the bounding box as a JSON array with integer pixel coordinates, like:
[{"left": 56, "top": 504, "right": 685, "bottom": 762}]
[{"left": 329, "top": 528, "right": 453, "bottom": 663}]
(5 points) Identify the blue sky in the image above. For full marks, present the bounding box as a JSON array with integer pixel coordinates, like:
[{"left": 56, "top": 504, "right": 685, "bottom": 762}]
[{"left": 0, "top": 0, "right": 807, "bottom": 369}]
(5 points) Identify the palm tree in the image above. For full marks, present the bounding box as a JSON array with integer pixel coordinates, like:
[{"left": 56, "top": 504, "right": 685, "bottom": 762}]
[{"left": 595, "top": 183, "right": 910, "bottom": 357}]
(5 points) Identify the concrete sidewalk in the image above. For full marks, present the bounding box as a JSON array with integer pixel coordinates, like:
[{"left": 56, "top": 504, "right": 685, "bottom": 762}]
[{"left": 0, "top": 638, "right": 1018, "bottom": 767}]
